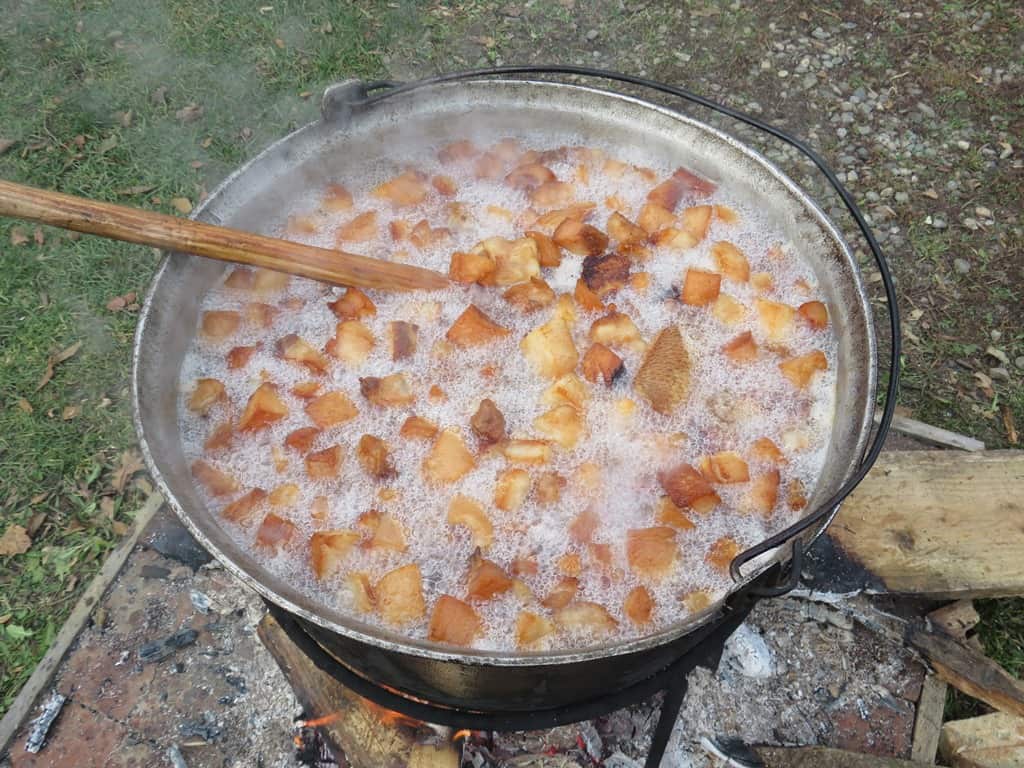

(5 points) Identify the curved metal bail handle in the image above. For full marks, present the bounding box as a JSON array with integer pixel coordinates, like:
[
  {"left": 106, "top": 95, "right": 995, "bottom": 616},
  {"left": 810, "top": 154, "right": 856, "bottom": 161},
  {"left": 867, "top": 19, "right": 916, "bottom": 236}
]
[{"left": 351, "top": 65, "right": 901, "bottom": 589}]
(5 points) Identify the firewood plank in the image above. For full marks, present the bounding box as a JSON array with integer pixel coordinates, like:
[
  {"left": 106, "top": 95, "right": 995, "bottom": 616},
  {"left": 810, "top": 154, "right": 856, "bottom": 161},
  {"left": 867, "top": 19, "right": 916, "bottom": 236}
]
[
  {"left": 939, "top": 712, "right": 1024, "bottom": 768},
  {"left": 830, "top": 450, "right": 1024, "bottom": 598},
  {"left": 911, "top": 673, "right": 948, "bottom": 764},
  {"left": 755, "top": 745, "right": 930, "bottom": 766},
  {"left": 907, "top": 621, "right": 1024, "bottom": 719}
]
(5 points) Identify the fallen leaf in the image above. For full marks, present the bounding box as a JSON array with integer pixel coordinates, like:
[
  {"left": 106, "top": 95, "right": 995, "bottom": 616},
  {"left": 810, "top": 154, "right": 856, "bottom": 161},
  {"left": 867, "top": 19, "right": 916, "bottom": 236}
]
[
  {"left": 36, "top": 340, "right": 82, "bottom": 391},
  {"left": 15, "top": 398, "right": 33, "bottom": 414},
  {"left": 133, "top": 476, "right": 154, "bottom": 495},
  {"left": 150, "top": 85, "right": 168, "bottom": 106},
  {"left": 0, "top": 614, "right": 10, "bottom": 625},
  {"left": 175, "top": 103, "right": 203, "bottom": 123},
  {"left": 26, "top": 512, "right": 47, "bottom": 537},
  {"left": 110, "top": 450, "right": 145, "bottom": 493},
  {"left": 96, "top": 135, "right": 118, "bottom": 154},
  {"left": 10, "top": 227, "right": 29, "bottom": 246},
  {"left": 62, "top": 405, "right": 80, "bottom": 420},
  {"left": 30, "top": 492, "right": 47, "bottom": 504},
  {"left": 117, "top": 184, "right": 156, "bottom": 196},
  {"left": 1003, "top": 404, "right": 1019, "bottom": 445},
  {"left": 112, "top": 520, "right": 130, "bottom": 536},
  {"left": 73, "top": 135, "right": 86, "bottom": 148},
  {"left": 171, "top": 197, "right": 192, "bottom": 214},
  {"left": 106, "top": 295, "right": 127, "bottom": 311},
  {"left": 986, "top": 345, "right": 1010, "bottom": 366},
  {"left": 240, "top": 127, "right": 253, "bottom": 141},
  {"left": 200, "top": 136, "right": 213, "bottom": 148},
  {"left": 118, "top": 110, "right": 133, "bottom": 128},
  {"left": 33, "top": 227, "right": 45, "bottom": 245},
  {"left": 0, "top": 138, "right": 14, "bottom": 155},
  {"left": 274, "top": 38, "right": 285, "bottom": 48},
  {"left": 100, "top": 496, "right": 116, "bottom": 519},
  {"left": 189, "top": 160, "right": 204, "bottom": 169},
  {"left": 0, "top": 525, "right": 31, "bottom": 556}
]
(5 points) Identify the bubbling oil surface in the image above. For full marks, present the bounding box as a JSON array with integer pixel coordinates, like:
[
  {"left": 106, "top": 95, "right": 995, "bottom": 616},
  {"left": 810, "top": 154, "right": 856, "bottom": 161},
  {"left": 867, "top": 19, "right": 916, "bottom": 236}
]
[{"left": 177, "top": 136, "right": 838, "bottom": 651}]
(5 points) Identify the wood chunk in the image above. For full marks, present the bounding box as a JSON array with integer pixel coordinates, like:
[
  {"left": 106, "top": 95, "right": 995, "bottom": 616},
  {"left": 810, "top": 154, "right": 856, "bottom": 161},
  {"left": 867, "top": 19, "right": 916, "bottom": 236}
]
[
  {"left": 908, "top": 619, "right": 1024, "bottom": 719},
  {"left": 428, "top": 595, "right": 483, "bottom": 646},
  {"left": 929, "top": 601, "right": 981, "bottom": 644},
  {"left": 239, "top": 383, "right": 289, "bottom": 431},
  {"left": 375, "top": 564, "right": 426, "bottom": 625},
  {"left": 912, "top": 673, "right": 948, "bottom": 765},
  {"left": 446, "top": 305, "right": 510, "bottom": 347},
  {"left": 939, "top": 712, "right": 1024, "bottom": 768},
  {"left": 755, "top": 746, "right": 929, "bottom": 767},
  {"left": 581, "top": 251, "right": 631, "bottom": 295},
  {"left": 635, "top": 326, "right": 691, "bottom": 415}
]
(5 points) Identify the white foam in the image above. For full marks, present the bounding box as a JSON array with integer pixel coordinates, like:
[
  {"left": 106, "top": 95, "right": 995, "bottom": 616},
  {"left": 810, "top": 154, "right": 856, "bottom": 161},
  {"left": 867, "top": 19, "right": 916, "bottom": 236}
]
[{"left": 176, "top": 136, "right": 839, "bottom": 651}]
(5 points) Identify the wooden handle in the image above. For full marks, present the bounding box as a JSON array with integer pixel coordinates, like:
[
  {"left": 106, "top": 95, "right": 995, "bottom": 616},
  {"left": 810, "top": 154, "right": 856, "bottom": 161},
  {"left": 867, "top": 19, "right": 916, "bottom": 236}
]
[{"left": 0, "top": 179, "right": 449, "bottom": 292}]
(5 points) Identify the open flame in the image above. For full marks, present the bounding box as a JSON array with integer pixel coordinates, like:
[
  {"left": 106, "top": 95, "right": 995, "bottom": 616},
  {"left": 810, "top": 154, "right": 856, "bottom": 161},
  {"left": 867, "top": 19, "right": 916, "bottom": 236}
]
[
  {"left": 363, "top": 699, "right": 424, "bottom": 729},
  {"left": 452, "top": 729, "right": 472, "bottom": 742}
]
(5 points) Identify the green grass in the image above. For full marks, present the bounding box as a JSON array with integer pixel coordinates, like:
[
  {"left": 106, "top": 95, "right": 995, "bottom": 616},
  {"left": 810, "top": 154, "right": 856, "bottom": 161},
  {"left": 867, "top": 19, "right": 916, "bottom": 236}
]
[{"left": 0, "top": 0, "right": 1021, "bottom": 725}]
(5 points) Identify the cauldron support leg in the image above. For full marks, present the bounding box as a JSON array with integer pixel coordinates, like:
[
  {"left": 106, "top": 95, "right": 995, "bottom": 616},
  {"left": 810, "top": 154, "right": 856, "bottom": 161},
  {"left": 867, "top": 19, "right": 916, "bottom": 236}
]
[{"left": 644, "top": 673, "right": 688, "bottom": 768}]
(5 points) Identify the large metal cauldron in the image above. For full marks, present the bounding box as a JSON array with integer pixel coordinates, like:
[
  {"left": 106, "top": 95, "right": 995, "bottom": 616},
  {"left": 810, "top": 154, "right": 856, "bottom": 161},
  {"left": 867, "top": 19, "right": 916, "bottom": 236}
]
[{"left": 134, "top": 73, "right": 880, "bottom": 710}]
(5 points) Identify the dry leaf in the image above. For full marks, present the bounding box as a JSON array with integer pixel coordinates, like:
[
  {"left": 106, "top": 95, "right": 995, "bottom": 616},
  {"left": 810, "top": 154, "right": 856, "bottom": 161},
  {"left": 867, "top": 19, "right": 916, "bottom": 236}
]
[
  {"left": 1003, "top": 403, "right": 1019, "bottom": 445},
  {"left": 62, "top": 405, "right": 80, "bottom": 420},
  {"left": 110, "top": 450, "right": 145, "bottom": 493},
  {"left": 0, "top": 525, "right": 31, "bottom": 556},
  {"left": 96, "top": 135, "right": 118, "bottom": 154},
  {"left": 118, "top": 110, "right": 133, "bottom": 128},
  {"left": 171, "top": 197, "right": 192, "bottom": 214},
  {"left": 10, "top": 227, "right": 28, "bottom": 246},
  {"left": 117, "top": 185, "right": 156, "bottom": 196},
  {"left": 200, "top": 137, "right": 213, "bottom": 149},
  {"left": 0, "top": 138, "right": 15, "bottom": 155},
  {"left": 150, "top": 85, "right": 168, "bottom": 106},
  {"left": 133, "top": 476, "right": 153, "bottom": 495},
  {"left": 26, "top": 512, "right": 47, "bottom": 537},
  {"left": 112, "top": 520, "right": 130, "bottom": 536},
  {"left": 36, "top": 340, "right": 82, "bottom": 391},
  {"left": 106, "top": 295, "right": 127, "bottom": 311},
  {"left": 33, "top": 227, "right": 45, "bottom": 245},
  {"left": 189, "top": 160, "right": 204, "bottom": 169},
  {"left": 100, "top": 496, "right": 116, "bottom": 519},
  {"left": 16, "top": 398, "right": 33, "bottom": 414},
  {"left": 175, "top": 103, "right": 203, "bottom": 123}
]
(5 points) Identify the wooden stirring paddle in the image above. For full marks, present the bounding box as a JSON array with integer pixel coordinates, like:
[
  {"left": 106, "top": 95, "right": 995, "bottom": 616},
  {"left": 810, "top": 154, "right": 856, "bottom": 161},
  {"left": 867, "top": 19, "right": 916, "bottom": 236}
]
[{"left": 0, "top": 179, "right": 449, "bottom": 292}]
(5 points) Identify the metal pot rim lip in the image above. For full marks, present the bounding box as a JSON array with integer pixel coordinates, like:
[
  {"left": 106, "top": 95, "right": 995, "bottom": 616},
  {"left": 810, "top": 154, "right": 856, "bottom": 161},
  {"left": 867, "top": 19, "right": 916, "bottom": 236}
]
[{"left": 133, "top": 76, "right": 876, "bottom": 667}]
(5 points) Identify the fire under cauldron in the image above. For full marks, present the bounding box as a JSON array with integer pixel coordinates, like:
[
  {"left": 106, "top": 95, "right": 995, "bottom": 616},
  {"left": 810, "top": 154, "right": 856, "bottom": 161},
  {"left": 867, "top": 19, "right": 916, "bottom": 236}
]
[{"left": 134, "top": 68, "right": 899, "bottom": 768}]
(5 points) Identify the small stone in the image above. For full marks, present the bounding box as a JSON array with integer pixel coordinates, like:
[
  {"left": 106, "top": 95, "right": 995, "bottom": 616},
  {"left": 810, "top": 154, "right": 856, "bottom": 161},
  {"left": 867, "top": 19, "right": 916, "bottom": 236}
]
[
  {"left": 917, "top": 102, "right": 936, "bottom": 118},
  {"left": 586, "top": 29, "right": 598, "bottom": 40},
  {"left": 722, "top": 623, "right": 774, "bottom": 678},
  {"left": 1015, "top": 356, "right": 1024, "bottom": 370},
  {"left": 881, "top": 187, "right": 894, "bottom": 198},
  {"left": 812, "top": 27, "right": 829, "bottom": 39},
  {"left": 953, "top": 258, "right": 971, "bottom": 274},
  {"left": 894, "top": 191, "right": 909, "bottom": 203},
  {"left": 865, "top": 190, "right": 880, "bottom": 202},
  {"left": 956, "top": 140, "right": 970, "bottom": 150},
  {"left": 847, "top": 170, "right": 858, "bottom": 182},
  {"left": 975, "top": 205, "right": 992, "bottom": 217},
  {"left": 963, "top": 217, "right": 980, "bottom": 230},
  {"left": 991, "top": 331, "right": 1002, "bottom": 342},
  {"left": 989, "top": 367, "right": 1010, "bottom": 382},
  {"left": 932, "top": 217, "right": 948, "bottom": 229},
  {"left": 802, "top": 73, "right": 817, "bottom": 89},
  {"left": 778, "top": 70, "right": 789, "bottom": 78}
]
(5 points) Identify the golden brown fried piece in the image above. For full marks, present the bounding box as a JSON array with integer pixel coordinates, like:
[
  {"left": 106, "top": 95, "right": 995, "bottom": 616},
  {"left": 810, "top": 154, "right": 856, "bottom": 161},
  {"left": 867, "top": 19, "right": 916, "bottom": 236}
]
[
  {"left": 388, "top": 321, "right": 418, "bottom": 361},
  {"left": 503, "top": 278, "right": 556, "bottom": 313},
  {"left": 226, "top": 344, "right": 259, "bottom": 370},
  {"left": 654, "top": 496, "right": 695, "bottom": 530},
  {"left": 447, "top": 495, "right": 493, "bottom": 549},
  {"left": 284, "top": 426, "right": 321, "bottom": 454},
  {"left": 606, "top": 211, "right": 647, "bottom": 246},
  {"left": 255, "top": 513, "right": 296, "bottom": 551},
  {"left": 438, "top": 139, "right": 478, "bottom": 164},
  {"left": 634, "top": 326, "right": 690, "bottom": 415},
  {"left": 589, "top": 311, "right": 645, "bottom": 352},
  {"left": 502, "top": 440, "right": 552, "bottom": 465},
  {"left": 530, "top": 180, "right": 575, "bottom": 208},
  {"left": 581, "top": 251, "right": 631, "bottom": 296},
  {"left": 542, "top": 577, "right": 579, "bottom": 610},
  {"left": 515, "top": 611, "right": 555, "bottom": 647},
  {"left": 555, "top": 602, "right": 618, "bottom": 634},
  {"left": 505, "top": 162, "right": 556, "bottom": 190},
  {"left": 201, "top": 310, "right": 240, "bottom": 340},
  {"left": 711, "top": 241, "right": 750, "bottom": 283},
  {"left": 239, "top": 383, "right": 289, "bottom": 431},
  {"left": 328, "top": 287, "right": 377, "bottom": 320},
  {"left": 449, "top": 250, "right": 496, "bottom": 284},
  {"left": 524, "top": 230, "right": 562, "bottom": 267},
  {"left": 191, "top": 459, "right": 239, "bottom": 496},
  {"left": 356, "top": 434, "right": 396, "bottom": 479},
  {"left": 221, "top": 488, "right": 267, "bottom": 524},
  {"left": 446, "top": 305, "right": 511, "bottom": 347},
  {"left": 304, "top": 391, "right": 358, "bottom": 429},
  {"left": 423, "top": 428, "right": 476, "bottom": 484},
  {"left": 551, "top": 219, "right": 608, "bottom": 257},
  {"left": 310, "top": 530, "right": 359, "bottom": 579},
  {"left": 376, "top": 564, "right": 426, "bottom": 625},
  {"left": 706, "top": 537, "right": 741, "bottom": 573},
  {"left": 779, "top": 351, "right": 828, "bottom": 389},
  {"left": 536, "top": 472, "right": 565, "bottom": 504},
  {"left": 306, "top": 445, "right": 343, "bottom": 480},
  {"left": 755, "top": 298, "right": 796, "bottom": 341},
  {"left": 712, "top": 294, "right": 747, "bottom": 326},
  {"left": 372, "top": 170, "right": 429, "bottom": 206},
  {"left": 495, "top": 468, "right": 531, "bottom": 511},
  {"left": 637, "top": 202, "right": 676, "bottom": 234},
  {"left": 581, "top": 343, "right": 624, "bottom": 386},
  {"left": 745, "top": 470, "right": 780, "bottom": 517},
  {"left": 245, "top": 302, "right": 278, "bottom": 328},
  {"left": 400, "top": 415, "right": 438, "bottom": 440},
  {"left": 722, "top": 331, "right": 759, "bottom": 363},
  {"left": 428, "top": 595, "right": 483, "bottom": 646},
  {"left": 521, "top": 317, "right": 578, "bottom": 379},
  {"left": 751, "top": 437, "right": 786, "bottom": 465},
  {"left": 358, "top": 510, "right": 407, "bottom": 552},
  {"left": 698, "top": 451, "right": 750, "bottom": 484},
  {"left": 336, "top": 211, "right": 377, "bottom": 242},
  {"left": 277, "top": 334, "right": 329, "bottom": 375},
  {"left": 321, "top": 183, "right": 353, "bottom": 212},
  {"left": 325, "top": 321, "right": 375, "bottom": 366},
  {"left": 466, "top": 554, "right": 514, "bottom": 602},
  {"left": 626, "top": 526, "right": 678, "bottom": 579},
  {"left": 471, "top": 398, "right": 507, "bottom": 447},
  {"left": 359, "top": 373, "right": 415, "bottom": 407},
  {"left": 203, "top": 422, "right": 233, "bottom": 452},
  {"left": 798, "top": 301, "right": 829, "bottom": 330},
  {"left": 188, "top": 378, "right": 226, "bottom": 415},
  {"left": 624, "top": 586, "right": 655, "bottom": 625},
  {"left": 542, "top": 373, "right": 588, "bottom": 411},
  {"left": 658, "top": 463, "right": 720, "bottom": 514},
  {"left": 681, "top": 269, "right": 721, "bottom": 306},
  {"left": 574, "top": 278, "right": 606, "bottom": 312}
]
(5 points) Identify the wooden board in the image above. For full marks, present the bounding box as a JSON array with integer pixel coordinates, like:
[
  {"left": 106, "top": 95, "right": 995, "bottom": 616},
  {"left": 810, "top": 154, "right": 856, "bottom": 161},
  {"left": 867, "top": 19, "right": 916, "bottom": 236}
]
[
  {"left": 911, "top": 673, "right": 948, "bottom": 764},
  {"left": 257, "top": 613, "right": 459, "bottom": 768},
  {"left": 830, "top": 450, "right": 1024, "bottom": 598},
  {"left": 939, "top": 712, "right": 1024, "bottom": 767},
  {"left": 755, "top": 745, "right": 931, "bottom": 766}
]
